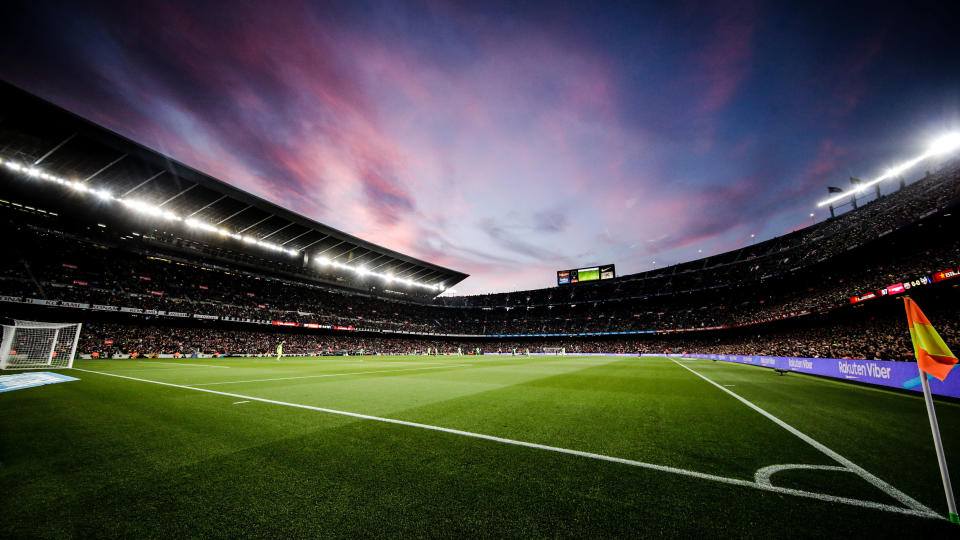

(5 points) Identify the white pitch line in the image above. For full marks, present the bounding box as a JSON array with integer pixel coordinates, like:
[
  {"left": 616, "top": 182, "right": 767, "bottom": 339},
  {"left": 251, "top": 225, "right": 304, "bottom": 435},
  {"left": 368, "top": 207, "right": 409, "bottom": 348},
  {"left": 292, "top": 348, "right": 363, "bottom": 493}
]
[
  {"left": 138, "top": 361, "right": 230, "bottom": 369},
  {"left": 754, "top": 463, "right": 851, "bottom": 489},
  {"left": 669, "top": 359, "right": 939, "bottom": 518},
  {"left": 190, "top": 364, "right": 473, "bottom": 386},
  {"left": 70, "top": 367, "right": 939, "bottom": 519},
  {"left": 232, "top": 400, "right": 250, "bottom": 405}
]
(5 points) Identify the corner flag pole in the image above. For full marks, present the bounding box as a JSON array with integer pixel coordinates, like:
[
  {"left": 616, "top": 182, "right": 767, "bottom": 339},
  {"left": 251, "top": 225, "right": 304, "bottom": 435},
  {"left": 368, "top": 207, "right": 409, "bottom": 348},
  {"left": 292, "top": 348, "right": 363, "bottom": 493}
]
[
  {"left": 919, "top": 369, "right": 959, "bottom": 522},
  {"left": 905, "top": 295, "right": 959, "bottom": 523}
]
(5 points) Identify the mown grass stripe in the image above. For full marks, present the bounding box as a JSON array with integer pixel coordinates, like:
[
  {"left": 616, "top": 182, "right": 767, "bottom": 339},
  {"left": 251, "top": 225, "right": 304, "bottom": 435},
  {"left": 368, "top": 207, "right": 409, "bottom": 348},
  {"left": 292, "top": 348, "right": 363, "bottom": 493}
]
[{"left": 190, "top": 364, "right": 473, "bottom": 386}]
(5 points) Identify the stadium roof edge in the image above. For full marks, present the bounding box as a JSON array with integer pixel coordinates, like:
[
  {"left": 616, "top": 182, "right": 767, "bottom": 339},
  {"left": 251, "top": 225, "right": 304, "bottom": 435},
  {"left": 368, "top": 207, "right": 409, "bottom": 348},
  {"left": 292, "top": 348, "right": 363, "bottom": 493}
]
[{"left": 0, "top": 80, "right": 468, "bottom": 295}]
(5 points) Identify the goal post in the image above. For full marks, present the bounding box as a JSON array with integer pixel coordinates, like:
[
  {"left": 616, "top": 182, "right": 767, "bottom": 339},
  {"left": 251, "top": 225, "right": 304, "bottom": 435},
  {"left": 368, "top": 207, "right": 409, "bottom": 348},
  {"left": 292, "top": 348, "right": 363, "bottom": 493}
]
[
  {"left": 0, "top": 320, "right": 82, "bottom": 370},
  {"left": 543, "top": 347, "right": 565, "bottom": 355}
]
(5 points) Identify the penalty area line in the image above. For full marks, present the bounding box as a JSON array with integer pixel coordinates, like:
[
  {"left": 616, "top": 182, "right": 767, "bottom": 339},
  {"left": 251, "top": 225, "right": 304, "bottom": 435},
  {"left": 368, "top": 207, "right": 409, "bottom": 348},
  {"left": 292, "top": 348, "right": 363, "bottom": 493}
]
[
  {"left": 70, "top": 367, "right": 939, "bottom": 520},
  {"left": 669, "top": 358, "right": 939, "bottom": 519}
]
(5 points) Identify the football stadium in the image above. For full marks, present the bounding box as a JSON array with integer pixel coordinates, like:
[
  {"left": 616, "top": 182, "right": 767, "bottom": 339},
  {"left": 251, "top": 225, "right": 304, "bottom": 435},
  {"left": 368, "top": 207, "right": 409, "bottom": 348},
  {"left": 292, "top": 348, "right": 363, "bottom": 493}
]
[{"left": 2, "top": 3, "right": 960, "bottom": 538}]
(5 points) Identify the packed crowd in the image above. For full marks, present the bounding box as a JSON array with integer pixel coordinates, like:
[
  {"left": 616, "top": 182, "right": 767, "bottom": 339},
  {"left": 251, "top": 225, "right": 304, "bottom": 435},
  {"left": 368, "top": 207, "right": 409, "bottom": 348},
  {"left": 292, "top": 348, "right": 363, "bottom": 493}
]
[{"left": 75, "top": 287, "right": 958, "bottom": 361}]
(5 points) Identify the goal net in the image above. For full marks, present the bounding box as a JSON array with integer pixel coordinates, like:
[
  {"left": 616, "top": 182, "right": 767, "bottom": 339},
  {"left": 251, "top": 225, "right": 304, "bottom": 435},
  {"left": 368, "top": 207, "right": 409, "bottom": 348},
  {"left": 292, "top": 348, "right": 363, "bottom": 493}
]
[
  {"left": 0, "top": 320, "right": 82, "bottom": 370},
  {"left": 543, "top": 347, "right": 565, "bottom": 355}
]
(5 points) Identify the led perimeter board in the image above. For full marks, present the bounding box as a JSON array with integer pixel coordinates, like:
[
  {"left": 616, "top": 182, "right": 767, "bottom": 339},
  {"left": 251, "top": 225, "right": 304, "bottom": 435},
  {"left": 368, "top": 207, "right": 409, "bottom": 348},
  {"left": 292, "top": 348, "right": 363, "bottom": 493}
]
[{"left": 557, "top": 264, "right": 615, "bottom": 285}]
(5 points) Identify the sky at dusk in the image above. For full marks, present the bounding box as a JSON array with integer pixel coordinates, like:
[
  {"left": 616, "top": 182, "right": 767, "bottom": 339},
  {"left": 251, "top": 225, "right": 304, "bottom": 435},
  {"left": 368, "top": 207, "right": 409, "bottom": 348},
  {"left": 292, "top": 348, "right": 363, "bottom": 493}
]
[{"left": 2, "top": 1, "right": 959, "bottom": 295}]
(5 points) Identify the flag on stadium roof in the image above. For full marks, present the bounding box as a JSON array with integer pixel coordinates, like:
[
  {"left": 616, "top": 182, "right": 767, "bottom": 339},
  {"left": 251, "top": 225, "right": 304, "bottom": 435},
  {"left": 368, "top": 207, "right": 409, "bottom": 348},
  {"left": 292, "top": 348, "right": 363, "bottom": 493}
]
[{"left": 904, "top": 297, "right": 957, "bottom": 381}]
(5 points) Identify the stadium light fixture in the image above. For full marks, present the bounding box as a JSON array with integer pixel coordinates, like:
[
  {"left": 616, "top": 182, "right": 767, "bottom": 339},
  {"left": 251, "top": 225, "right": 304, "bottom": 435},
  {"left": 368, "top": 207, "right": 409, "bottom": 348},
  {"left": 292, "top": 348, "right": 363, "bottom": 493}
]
[
  {"left": 310, "top": 254, "right": 438, "bottom": 291},
  {"left": 68, "top": 181, "right": 89, "bottom": 193},
  {"left": 928, "top": 133, "right": 960, "bottom": 156},
  {"left": 0, "top": 157, "right": 299, "bottom": 257},
  {"left": 817, "top": 131, "right": 960, "bottom": 208}
]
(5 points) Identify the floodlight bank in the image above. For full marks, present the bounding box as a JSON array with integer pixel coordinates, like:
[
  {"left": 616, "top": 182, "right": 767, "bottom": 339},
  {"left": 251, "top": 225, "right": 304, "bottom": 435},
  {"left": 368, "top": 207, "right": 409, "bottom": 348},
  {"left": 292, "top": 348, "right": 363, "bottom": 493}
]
[{"left": 0, "top": 157, "right": 442, "bottom": 292}]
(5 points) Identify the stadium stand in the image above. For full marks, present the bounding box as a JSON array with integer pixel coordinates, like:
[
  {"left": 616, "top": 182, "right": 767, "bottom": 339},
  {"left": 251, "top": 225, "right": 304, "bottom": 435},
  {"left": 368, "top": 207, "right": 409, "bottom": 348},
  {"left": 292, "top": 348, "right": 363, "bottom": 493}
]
[
  {"left": 1, "top": 80, "right": 959, "bottom": 362},
  {"left": 70, "top": 287, "right": 959, "bottom": 360}
]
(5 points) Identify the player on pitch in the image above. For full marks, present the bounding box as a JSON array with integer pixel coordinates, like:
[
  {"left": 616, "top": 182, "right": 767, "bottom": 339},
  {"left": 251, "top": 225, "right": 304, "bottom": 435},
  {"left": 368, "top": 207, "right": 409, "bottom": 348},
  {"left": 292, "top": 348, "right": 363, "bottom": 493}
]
[{"left": 276, "top": 340, "right": 285, "bottom": 361}]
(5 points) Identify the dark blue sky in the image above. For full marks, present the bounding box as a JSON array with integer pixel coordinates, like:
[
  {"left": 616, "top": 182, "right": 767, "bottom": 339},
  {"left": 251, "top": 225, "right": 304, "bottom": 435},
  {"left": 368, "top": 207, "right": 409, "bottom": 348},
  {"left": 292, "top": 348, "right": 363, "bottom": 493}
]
[{"left": 2, "top": 0, "right": 958, "bottom": 293}]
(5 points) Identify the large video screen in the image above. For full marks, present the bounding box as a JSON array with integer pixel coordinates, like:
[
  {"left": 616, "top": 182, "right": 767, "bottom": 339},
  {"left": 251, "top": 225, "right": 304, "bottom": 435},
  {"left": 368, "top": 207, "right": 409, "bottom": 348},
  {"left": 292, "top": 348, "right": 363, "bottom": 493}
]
[{"left": 557, "top": 264, "right": 615, "bottom": 285}]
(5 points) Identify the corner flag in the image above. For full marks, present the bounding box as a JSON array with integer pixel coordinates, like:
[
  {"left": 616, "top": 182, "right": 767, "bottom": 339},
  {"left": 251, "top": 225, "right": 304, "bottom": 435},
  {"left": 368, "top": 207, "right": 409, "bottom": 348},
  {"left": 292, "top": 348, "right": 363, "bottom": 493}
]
[
  {"left": 904, "top": 296, "right": 959, "bottom": 523},
  {"left": 905, "top": 297, "right": 957, "bottom": 381}
]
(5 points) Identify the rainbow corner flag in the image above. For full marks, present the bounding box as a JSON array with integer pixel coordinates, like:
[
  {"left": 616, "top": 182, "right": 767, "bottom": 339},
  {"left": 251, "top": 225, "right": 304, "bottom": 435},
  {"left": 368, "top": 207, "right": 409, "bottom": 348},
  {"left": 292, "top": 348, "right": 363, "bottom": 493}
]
[{"left": 905, "top": 297, "right": 958, "bottom": 381}]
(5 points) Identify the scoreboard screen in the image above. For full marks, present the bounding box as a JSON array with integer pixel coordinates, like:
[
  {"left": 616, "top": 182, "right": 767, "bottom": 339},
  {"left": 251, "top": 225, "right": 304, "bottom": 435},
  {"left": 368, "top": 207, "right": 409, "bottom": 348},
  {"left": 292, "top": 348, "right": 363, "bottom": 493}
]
[{"left": 557, "top": 264, "right": 615, "bottom": 285}]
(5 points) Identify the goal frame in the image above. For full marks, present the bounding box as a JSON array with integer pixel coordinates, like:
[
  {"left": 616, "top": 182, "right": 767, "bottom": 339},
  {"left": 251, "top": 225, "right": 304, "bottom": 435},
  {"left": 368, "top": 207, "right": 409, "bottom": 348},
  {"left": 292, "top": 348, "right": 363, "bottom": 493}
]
[{"left": 0, "top": 320, "right": 82, "bottom": 370}]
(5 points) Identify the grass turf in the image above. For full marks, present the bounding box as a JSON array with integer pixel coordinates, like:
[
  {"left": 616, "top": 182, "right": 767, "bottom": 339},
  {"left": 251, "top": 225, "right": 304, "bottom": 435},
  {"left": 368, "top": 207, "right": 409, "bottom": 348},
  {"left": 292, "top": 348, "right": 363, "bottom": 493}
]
[{"left": 1, "top": 355, "right": 959, "bottom": 537}]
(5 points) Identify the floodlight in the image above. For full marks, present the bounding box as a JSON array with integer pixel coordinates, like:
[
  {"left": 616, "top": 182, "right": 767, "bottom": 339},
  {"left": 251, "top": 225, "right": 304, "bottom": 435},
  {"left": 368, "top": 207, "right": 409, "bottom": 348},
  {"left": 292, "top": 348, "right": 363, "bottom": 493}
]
[
  {"left": 928, "top": 132, "right": 960, "bottom": 156},
  {"left": 818, "top": 132, "right": 960, "bottom": 208},
  {"left": 0, "top": 158, "right": 302, "bottom": 257}
]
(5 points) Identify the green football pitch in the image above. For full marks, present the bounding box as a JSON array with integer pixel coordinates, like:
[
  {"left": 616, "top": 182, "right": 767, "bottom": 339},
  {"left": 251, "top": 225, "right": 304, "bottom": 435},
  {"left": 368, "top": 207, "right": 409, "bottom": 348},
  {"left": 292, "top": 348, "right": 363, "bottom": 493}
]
[{"left": 2, "top": 355, "right": 959, "bottom": 537}]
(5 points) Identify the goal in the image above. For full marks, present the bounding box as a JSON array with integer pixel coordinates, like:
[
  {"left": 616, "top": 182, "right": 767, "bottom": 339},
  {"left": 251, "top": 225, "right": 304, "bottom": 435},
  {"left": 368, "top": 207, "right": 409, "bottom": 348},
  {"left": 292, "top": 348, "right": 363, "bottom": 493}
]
[
  {"left": 0, "top": 320, "right": 82, "bottom": 370},
  {"left": 542, "top": 347, "right": 565, "bottom": 355}
]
